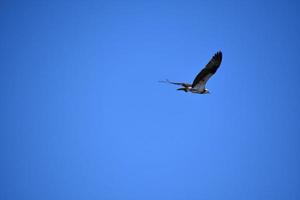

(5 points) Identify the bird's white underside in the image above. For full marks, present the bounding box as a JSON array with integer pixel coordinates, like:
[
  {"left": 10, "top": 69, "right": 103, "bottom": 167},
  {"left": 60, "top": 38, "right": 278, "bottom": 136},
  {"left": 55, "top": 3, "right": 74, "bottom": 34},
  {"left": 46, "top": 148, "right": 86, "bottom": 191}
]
[{"left": 193, "top": 73, "right": 213, "bottom": 92}]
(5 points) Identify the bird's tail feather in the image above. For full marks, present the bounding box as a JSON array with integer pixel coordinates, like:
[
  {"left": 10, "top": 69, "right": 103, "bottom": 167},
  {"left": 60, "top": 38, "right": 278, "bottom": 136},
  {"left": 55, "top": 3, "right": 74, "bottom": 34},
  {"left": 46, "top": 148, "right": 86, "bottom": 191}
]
[{"left": 177, "top": 88, "right": 188, "bottom": 92}]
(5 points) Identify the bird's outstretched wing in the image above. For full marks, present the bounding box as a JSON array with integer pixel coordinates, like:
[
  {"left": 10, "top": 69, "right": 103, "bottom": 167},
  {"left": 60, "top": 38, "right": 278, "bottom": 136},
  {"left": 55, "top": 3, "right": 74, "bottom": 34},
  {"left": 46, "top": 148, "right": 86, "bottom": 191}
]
[
  {"left": 159, "top": 79, "right": 192, "bottom": 87},
  {"left": 192, "top": 51, "right": 222, "bottom": 90}
]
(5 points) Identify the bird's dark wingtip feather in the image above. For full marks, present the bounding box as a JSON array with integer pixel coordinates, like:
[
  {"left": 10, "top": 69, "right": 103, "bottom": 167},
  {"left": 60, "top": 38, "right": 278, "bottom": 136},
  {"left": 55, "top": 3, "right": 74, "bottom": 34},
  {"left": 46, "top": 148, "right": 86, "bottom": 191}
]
[
  {"left": 158, "top": 79, "right": 169, "bottom": 83},
  {"left": 216, "top": 51, "right": 222, "bottom": 56},
  {"left": 214, "top": 51, "right": 222, "bottom": 61}
]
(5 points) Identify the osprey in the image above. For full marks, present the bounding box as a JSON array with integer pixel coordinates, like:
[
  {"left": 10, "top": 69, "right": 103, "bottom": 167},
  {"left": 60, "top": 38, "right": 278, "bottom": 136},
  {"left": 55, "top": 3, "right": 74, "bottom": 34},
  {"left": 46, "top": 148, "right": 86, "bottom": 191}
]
[{"left": 162, "top": 51, "right": 222, "bottom": 94}]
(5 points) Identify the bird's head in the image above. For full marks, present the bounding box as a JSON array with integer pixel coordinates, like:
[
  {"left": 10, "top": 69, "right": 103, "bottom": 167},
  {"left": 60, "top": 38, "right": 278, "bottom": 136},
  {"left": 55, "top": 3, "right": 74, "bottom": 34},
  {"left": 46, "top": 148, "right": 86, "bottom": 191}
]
[{"left": 203, "top": 89, "right": 210, "bottom": 94}]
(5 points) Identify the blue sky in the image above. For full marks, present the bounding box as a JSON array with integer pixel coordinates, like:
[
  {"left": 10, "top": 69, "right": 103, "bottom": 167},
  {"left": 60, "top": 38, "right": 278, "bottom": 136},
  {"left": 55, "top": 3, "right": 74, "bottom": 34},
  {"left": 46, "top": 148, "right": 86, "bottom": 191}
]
[{"left": 1, "top": 0, "right": 300, "bottom": 199}]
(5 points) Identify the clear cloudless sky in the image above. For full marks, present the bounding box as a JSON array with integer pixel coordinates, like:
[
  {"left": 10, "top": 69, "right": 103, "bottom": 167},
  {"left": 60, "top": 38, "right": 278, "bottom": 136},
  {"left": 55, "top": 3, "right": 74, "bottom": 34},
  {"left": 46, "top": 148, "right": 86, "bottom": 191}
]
[{"left": 1, "top": 0, "right": 300, "bottom": 199}]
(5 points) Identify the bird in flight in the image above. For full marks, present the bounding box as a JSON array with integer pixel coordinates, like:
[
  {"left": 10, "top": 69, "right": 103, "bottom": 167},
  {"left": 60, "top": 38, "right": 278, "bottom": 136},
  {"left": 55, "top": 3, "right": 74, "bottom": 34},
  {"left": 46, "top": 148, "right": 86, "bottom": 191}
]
[{"left": 161, "top": 51, "right": 222, "bottom": 94}]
